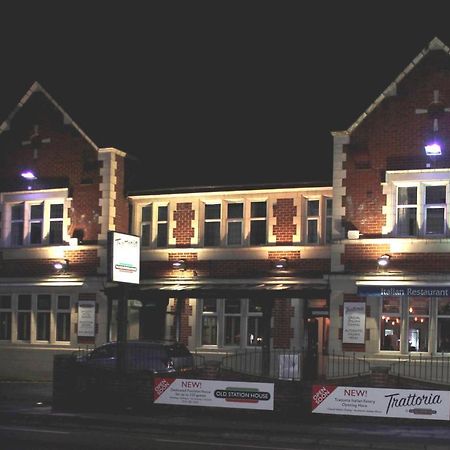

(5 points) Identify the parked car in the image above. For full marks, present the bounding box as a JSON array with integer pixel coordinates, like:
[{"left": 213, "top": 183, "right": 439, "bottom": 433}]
[{"left": 75, "top": 340, "right": 195, "bottom": 375}]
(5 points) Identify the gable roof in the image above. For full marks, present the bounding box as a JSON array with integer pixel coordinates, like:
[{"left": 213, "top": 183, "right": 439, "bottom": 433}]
[
  {"left": 0, "top": 81, "right": 98, "bottom": 150},
  {"left": 332, "top": 37, "right": 450, "bottom": 137}
]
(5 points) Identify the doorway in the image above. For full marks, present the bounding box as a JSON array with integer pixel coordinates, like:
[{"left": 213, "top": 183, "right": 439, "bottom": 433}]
[
  {"left": 139, "top": 298, "right": 169, "bottom": 340},
  {"left": 303, "top": 316, "right": 329, "bottom": 380}
]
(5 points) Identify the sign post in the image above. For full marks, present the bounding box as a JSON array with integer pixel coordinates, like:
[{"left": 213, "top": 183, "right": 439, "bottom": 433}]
[{"left": 107, "top": 231, "right": 140, "bottom": 374}]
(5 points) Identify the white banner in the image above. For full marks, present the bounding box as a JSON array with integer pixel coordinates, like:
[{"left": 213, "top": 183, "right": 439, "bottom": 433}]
[
  {"left": 77, "top": 301, "right": 96, "bottom": 337},
  {"left": 342, "top": 302, "right": 366, "bottom": 344},
  {"left": 312, "top": 385, "right": 450, "bottom": 420},
  {"left": 109, "top": 231, "right": 140, "bottom": 284},
  {"left": 154, "top": 378, "right": 274, "bottom": 410}
]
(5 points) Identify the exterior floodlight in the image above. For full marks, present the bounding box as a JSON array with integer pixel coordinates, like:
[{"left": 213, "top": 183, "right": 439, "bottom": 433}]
[
  {"left": 274, "top": 258, "right": 287, "bottom": 270},
  {"left": 377, "top": 254, "right": 391, "bottom": 267},
  {"left": 21, "top": 171, "right": 37, "bottom": 180},
  {"left": 424, "top": 143, "right": 441, "bottom": 156},
  {"left": 172, "top": 259, "right": 186, "bottom": 270},
  {"left": 54, "top": 259, "right": 69, "bottom": 271}
]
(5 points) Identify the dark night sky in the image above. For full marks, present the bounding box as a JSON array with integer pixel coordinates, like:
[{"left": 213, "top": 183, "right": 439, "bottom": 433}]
[{"left": 2, "top": 3, "right": 450, "bottom": 191}]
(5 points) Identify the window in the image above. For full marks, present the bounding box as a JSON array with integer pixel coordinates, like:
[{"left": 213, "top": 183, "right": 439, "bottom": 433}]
[
  {"left": 437, "top": 299, "right": 450, "bottom": 353},
  {"left": 0, "top": 293, "right": 72, "bottom": 344},
  {"left": 56, "top": 296, "right": 71, "bottom": 342},
  {"left": 224, "top": 299, "right": 240, "bottom": 345},
  {"left": 306, "top": 199, "right": 319, "bottom": 243},
  {"left": 199, "top": 298, "right": 265, "bottom": 348},
  {"left": 425, "top": 185, "right": 446, "bottom": 235},
  {"left": 11, "top": 203, "right": 24, "bottom": 246},
  {"left": 30, "top": 203, "right": 43, "bottom": 244},
  {"left": 397, "top": 186, "right": 418, "bottom": 236},
  {"left": 380, "top": 297, "right": 401, "bottom": 351},
  {"left": 250, "top": 201, "right": 267, "bottom": 245},
  {"left": 201, "top": 299, "right": 217, "bottom": 345},
  {"left": 37, "top": 294, "right": 51, "bottom": 341},
  {"left": 17, "top": 295, "right": 31, "bottom": 341},
  {"left": 49, "top": 204, "right": 64, "bottom": 244},
  {"left": 141, "top": 204, "right": 152, "bottom": 247},
  {"left": 0, "top": 295, "right": 11, "bottom": 340},
  {"left": 408, "top": 297, "right": 429, "bottom": 352},
  {"left": 156, "top": 205, "right": 168, "bottom": 247},
  {"left": 204, "top": 204, "right": 221, "bottom": 247},
  {"left": 227, "top": 202, "right": 243, "bottom": 246},
  {"left": 325, "top": 198, "right": 333, "bottom": 243}
]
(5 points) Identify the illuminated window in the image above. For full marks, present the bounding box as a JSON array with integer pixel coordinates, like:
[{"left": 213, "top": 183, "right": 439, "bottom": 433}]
[
  {"left": 380, "top": 297, "right": 401, "bottom": 351},
  {"left": 408, "top": 297, "right": 429, "bottom": 352},
  {"left": 199, "top": 299, "right": 264, "bottom": 348},
  {"left": 306, "top": 199, "right": 319, "bottom": 243},
  {"left": 226, "top": 202, "right": 243, "bottom": 246},
  {"left": 204, "top": 204, "right": 221, "bottom": 247},
  {"left": 0, "top": 296, "right": 12, "bottom": 341},
  {"left": 250, "top": 201, "right": 267, "bottom": 245},
  {"left": 156, "top": 205, "right": 168, "bottom": 247},
  {"left": 325, "top": 198, "right": 333, "bottom": 243},
  {"left": 56, "top": 296, "right": 71, "bottom": 342},
  {"left": 437, "top": 299, "right": 450, "bottom": 353},
  {"left": 141, "top": 204, "right": 152, "bottom": 247}
]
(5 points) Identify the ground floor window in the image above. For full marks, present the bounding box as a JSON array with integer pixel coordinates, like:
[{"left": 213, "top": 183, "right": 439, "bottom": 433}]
[
  {"left": 0, "top": 293, "right": 72, "bottom": 344},
  {"left": 199, "top": 298, "right": 264, "bottom": 348},
  {"left": 379, "top": 296, "right": 447, "bottom": 353}
]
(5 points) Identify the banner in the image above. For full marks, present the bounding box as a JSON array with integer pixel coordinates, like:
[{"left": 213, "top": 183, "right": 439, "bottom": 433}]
[
  {"left": 154, "top": 378, "right": 274, "bottom": 410},
  {"left": 77, "top": 301, "right": 96, "bottom": 337},
  {"left": 312, "top": 385, "right": 450, "bottom": 420}
]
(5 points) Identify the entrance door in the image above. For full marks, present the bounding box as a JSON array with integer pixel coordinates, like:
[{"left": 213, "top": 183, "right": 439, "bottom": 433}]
[
  {"left": 139, "top": 299, "right": 168, "bottom": 340},
  {"left": 303, "top": 316, "right": 329, "bottom": 381}
]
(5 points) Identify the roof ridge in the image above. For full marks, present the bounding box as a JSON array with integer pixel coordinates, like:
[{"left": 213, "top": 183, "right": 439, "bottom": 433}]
[{"left": 0, "top": 81, "right": 98, "bottom": 150}]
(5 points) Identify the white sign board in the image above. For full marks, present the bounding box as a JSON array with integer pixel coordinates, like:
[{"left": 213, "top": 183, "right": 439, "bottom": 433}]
[
  {"left": 78, "top": 301, "right": 96, "bottom": 337},
  {"left": 154, "top": 378, "right": 274, "bottom": 410},
  {"left": 342, "top": 302, "right": 366, "bottom": 344},
  {"left": 109, "top": 231, "right": 140, "bottom": 284},
  {"left": 312, "top": 385, "right": 450, "bottom": 421}
]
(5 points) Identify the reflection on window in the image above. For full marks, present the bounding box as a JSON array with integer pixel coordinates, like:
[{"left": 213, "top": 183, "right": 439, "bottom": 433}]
[
  {"left": 438, "top": 298, "right": 450, "bottom": 352},
  {"left": 201, "top": 299, "right": 217, "bottom": 345},
  {"left": 224, "top": 299, "right": 240, "bottom": 345},
  {"left": 425, "top": 185, "right": 446, "bottom": 235},
  {"left": 408, "top": 297, "right": 429, "bottom": 352},
  {"left": 247, "top": 299, "right": 263, "bottom": 346},
  {"left": 307, "top": 199, "right": 319, "bottom": 243},
  {"left": 380, "top": 297, "right": 400, "bottom": 351}
]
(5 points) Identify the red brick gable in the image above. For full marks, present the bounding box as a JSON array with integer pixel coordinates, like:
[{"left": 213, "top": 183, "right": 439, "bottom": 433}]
[{"left": 343, "top": 50, "right": 450, "bottom": 236}]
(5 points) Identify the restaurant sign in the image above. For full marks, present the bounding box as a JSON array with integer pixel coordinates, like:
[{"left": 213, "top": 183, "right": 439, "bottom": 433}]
[{"left": 357, "top": 286, "right": 450, "bottom": 297}]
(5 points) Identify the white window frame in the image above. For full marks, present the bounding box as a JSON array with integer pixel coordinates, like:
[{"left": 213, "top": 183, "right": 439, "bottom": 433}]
[
  {"left": 0, "top": 189, "right": 69, "bottom": 247},
  {"left": 198, "top": 298, "right": 263, "bottom": 349},
  {"left": 306, "top": 198, "right": 320, "bottom": 244},
  {"left": 226, "top": 201, "right": 244, "bottom": 246},
  {"left": 203, "top": 202, "right": 222, "bottom": 247},
  {"left": 383, "top": 170, "right": 450, "bottom": 237},
  {"left": 249, "top": 200, "right": 267, "bottom": 246},
  {"left": 140, "top": 203, "right": 153, "bottom": 248}
]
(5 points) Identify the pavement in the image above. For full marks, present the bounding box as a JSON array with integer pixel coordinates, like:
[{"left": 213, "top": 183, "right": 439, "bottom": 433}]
[{"left": 2, "top": 381, "right": 450, "bottom": 449}]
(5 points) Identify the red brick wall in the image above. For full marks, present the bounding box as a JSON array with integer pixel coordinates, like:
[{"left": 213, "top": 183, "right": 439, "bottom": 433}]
[
  {"left": 342, "top": 244, "right": 390, "bottom": 272},
  {"left": 272, "top": 298, "right": 294, "bottom": 348},
  {"left": 273, "top": 198, "right": 296, "bottom": 244},
  {"left": 141, "top": 258, "right": 330, "bottom": 279},
  {"left": 173, "top": 203, "right": 195, "bottom": 247},
  {"left": 343, "top": 50, "right": 450, "bottom": 236}
]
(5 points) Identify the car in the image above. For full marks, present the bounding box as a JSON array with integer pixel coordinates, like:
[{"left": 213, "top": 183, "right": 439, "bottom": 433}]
[{"left": 75, "top": 340, "right": 195, "bottom": 375}]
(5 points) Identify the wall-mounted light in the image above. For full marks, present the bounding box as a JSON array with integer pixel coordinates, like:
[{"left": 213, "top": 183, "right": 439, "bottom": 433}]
[
  {"left": 377, "top": 254, "right": 391, "bottom": 268},
  {"left": 21, "top": 170, "right": 37, "bottom": 180},
  {"left": 54, "top": 259, "right": 69, "bottom": 272},
  {"left": 424, "top": 142, "right": 442, "bottom": 156},
  {"left": 274, "top": 258, "right": 287, "bottom": 270},
  {"left": 172, "top": 259, "right": 186, "bottom": 271}
]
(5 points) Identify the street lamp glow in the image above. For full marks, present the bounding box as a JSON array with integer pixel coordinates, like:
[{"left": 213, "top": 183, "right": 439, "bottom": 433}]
[
  {"left": 21, "top": 171, "right": 37, "bottom": 180},
  {"left": 424, "top": 143, "right": 441, "bottom": 156}
]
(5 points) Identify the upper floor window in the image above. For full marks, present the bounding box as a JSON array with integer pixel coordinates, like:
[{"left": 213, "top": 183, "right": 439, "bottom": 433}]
[
  {"left": 141, "top": 204, "right": 152, "bottom": 247},
  {"left": 156, "top": 205, "right": 168, "bottom": 248},
  {"left": 396, "top": 183, "right": 448, "bottom": 237},
  {"left": 6, "top": 200, "right": 65, "bottom": 247},
  {"left": 325, "top": 198, "right": 333, "bottom": 243},
  {"left": 226, "top": 202, "right": 243, "bottom": 246},
  {"left": 204, "top": 204, "right": 221, "bottom": 247},
  {"left": 250, "top": 201, "right": 267, "bottom": 245},
  {"left": 306, "top": 199, "right": 319, "bottom": 243}
]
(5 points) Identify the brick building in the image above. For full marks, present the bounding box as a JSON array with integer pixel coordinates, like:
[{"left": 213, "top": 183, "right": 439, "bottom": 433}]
[
  {"left": 329, "top": 37, "right": 450, "bottom": 382},
  {"left": 0, "top": 82, "right": 127, "bottom": 379}
]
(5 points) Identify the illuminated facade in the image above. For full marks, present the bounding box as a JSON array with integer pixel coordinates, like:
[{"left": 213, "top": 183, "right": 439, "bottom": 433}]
[
  {"left": 0, "top": 82, "right": 127, "bottom": 379},
  {"left": 329, "top": 37, "right": 450, "bottom": 381}
]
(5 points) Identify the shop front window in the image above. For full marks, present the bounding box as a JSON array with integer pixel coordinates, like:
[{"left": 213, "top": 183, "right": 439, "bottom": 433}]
[
  {"left": 438, "top": 298, "right": 450, "bottom": 353},
  {"left": 380, "top": 297, "right": 401, "bottom": 351},
  {"left": 408, "top": 297, "right": 429, "bottom": 352}
]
